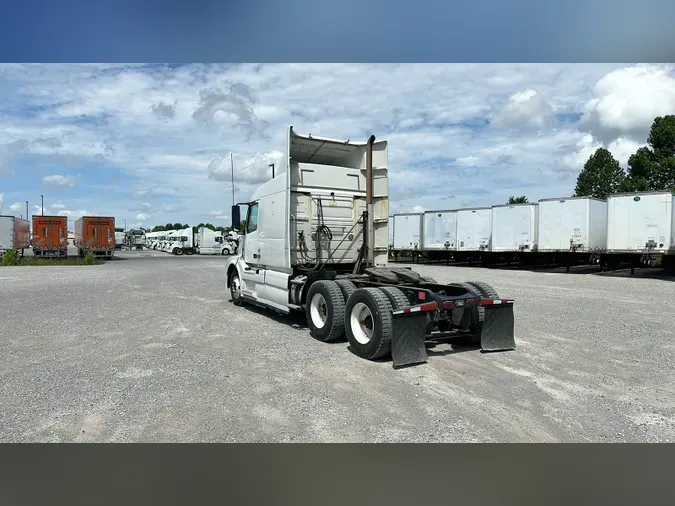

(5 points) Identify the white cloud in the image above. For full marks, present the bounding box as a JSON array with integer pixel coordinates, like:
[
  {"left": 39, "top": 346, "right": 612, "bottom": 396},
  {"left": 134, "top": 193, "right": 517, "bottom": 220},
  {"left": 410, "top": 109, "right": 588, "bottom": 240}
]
[
  {"left": 55, "top": 208, "right": 91, "bottom": 218},
  {"left": 579, "top": 64, "right": 675, "bottom": 142},
  {"left": 207, "top": 210, "right": 230, "bottom": 220},
  {"left": 0, "top": 63, "right": 672, "bottom": 221},
  {"left": 608, "top": 137, "right": 644, "bottom": 167},
  {"left": 491, "top": 89, "right": 555, "bottom": 129},
  {"left": 207, "top": 150, "right": 283, "bottom": 185},
  {"left": 42, "top": 174, "right": 82, "bottom": 187},
  {"left": 455, "top": 155, "right": 480, "bottom": 167},
  {"left": 9, "top": 202, "right": 22, "bottom": 212},
  {"left": 131, "top": 188, "right": 151, "bottom": 199},
  {"left": 556, "top": 134, "right": 602, "bottom": 173},
  {"left": 136, "top": 213, "right": 150, "bottom": 221}
]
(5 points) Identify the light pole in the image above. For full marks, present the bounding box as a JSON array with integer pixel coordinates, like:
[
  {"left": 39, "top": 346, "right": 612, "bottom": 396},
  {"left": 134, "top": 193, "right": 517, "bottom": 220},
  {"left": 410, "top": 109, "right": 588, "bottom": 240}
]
[
  {"left": 123, "top": 219, "right": 127, "bottom": 231},
  {"left": 26, "top": 201, "right": 29, "bottom": 222},
  {"left": 41, "top": 195, "right": 44, "bottom": 215}
]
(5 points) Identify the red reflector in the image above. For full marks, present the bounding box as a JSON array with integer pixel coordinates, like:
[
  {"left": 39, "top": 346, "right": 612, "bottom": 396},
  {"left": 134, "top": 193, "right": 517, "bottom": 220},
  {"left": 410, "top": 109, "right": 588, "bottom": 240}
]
[
  {"left": 419, "top": 302, "right": 439, "bottom": 312},
  {"left": 443, "top": 301, "right": 454, "bottom": 308},
  {"left": 418, "top": 291, "right": 426, "bottom": 301},
  {"left": 480, "top": 299, "right": 514, "bottom": 306}
]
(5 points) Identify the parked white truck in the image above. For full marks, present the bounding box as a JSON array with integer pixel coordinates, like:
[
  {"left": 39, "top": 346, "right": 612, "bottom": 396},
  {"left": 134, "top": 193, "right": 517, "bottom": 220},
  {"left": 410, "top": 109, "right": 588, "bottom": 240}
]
[
  {"left": 196, "top": 227, "right": 237, "bottom": 255},
  {"left": 114, "top": 227, "right": 125, "bottom": 249},
  {"left": 225, "top": 127, "right": 516, "bottom": 368}
]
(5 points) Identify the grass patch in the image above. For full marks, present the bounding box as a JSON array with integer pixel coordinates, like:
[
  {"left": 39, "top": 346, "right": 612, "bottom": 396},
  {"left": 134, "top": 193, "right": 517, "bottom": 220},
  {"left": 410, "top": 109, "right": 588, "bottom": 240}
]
[
  {"left": 0, "top": 250, "right": 105, "bottom": 266},
  {"left": 1, "top": 249, "right": 21, "bottom": 266}
]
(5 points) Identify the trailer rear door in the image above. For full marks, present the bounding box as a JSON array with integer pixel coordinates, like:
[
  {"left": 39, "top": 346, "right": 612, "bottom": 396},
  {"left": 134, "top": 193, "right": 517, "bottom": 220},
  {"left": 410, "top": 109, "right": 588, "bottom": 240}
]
[{"left": 85, "top": 220, "right": 110, "bottom": 249}]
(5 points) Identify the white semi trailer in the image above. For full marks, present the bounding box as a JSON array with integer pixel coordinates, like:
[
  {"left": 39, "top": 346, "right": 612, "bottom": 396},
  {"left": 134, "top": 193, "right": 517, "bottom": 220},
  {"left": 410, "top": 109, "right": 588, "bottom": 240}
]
[{"left": 225, "top": 127, "right": 516, "bottom": 368}]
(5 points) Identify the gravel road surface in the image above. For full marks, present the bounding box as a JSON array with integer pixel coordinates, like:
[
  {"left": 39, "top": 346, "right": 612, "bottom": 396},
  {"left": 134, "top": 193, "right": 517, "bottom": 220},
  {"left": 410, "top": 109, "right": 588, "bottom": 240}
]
[{"left": 1, "top": 250, "right": 674, "bottom": 442}]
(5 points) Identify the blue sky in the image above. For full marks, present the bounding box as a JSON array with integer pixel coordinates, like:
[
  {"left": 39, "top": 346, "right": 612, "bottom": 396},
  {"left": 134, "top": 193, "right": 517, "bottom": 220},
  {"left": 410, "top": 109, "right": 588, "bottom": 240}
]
[
  {"left": 1, "top": 1, "right": 674, "bottom": 62},
  {"left": 1, "top": 63, "right": 675, "bottom": 229}
]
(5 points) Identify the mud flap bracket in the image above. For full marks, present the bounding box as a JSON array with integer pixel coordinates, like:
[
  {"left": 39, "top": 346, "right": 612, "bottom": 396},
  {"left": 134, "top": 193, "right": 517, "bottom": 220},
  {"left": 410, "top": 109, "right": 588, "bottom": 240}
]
[
  {"left": 480, "top": 304, "right": 516, "bottom": 352},
  {"left": 391, "top": 312, "right": 428, "bottom": 369}
]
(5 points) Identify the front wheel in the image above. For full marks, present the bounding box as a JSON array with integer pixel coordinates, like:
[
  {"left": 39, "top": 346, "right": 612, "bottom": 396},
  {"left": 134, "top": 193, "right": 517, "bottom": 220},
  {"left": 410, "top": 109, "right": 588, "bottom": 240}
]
[
  {"left": 221, "top": 248, "right": 231, "bottom": 256},
  {"left": 229, "top": 269, "right": 245, "bottom": 306},
  {"left": 345, "top": 288, "right": 394, "bottom": 360},
  {"left": 174, "top": 248, "right": 184, "bottom": 256}
]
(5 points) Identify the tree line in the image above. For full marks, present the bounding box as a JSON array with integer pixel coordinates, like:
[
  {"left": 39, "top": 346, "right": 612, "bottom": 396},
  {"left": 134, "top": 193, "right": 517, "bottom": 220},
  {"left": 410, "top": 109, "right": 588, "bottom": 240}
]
[
  {"left": 574, "top": 115, "right": 675, "bottom": 199},
  {"left": 150, "top": 223, "right": 229, "bottom": 233},
  {"left": 148, "top": 222, "right": 245, "bottom": 234},
  {"left": 503, "top": 115, "right": 674, "bottom": 205}
]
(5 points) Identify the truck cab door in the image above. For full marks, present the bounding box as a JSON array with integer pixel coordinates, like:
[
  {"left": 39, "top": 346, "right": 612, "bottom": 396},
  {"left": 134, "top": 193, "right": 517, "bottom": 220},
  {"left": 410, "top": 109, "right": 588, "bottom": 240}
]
[
  {"left": 243, "top": 202, "right": 260, "bottom": 264},
  {"left": 241, "top": 202, "right": 265, "bottom": 298}
]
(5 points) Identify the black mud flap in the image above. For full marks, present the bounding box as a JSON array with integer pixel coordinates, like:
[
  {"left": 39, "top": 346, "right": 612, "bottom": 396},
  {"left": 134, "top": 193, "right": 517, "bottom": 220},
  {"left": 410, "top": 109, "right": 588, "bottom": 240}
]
[
  {"left": 391, "top": 312, "right": 428, "bottom": 369},
  {"left": 480, "top": 304, "right": 516, "bottom": 352}
]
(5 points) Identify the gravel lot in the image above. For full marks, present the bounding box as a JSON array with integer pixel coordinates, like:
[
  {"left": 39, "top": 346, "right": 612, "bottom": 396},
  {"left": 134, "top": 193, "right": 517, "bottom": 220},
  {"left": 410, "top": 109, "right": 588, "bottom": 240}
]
[{"left": 1, "top": 249, "right": 674, "bottom": 442}]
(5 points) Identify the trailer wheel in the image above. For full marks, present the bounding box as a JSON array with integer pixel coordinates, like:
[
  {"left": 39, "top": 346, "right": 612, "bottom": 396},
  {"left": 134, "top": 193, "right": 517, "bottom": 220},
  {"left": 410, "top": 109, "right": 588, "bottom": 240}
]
[
  {"left": 457, "top": 281, "right": 500, "bottom": 346},
  {"left": 334, "top": 279, "right": 357, "bottom": 302},
  {"left": 186, "top": 249, "right": 194, "bottom": 256},
  {"left": 466, "top": 281, "right": 499, "bottom": 299},
  {"left": 229, "top": 268, "right": 246, "bottom": 306},
  {"left": 345, "top": 288, "right": 394, "bottom": 360},
  {"left": 306, "top": 280, "right": 346, "bottom": 343},
  {"left": 378, "top": 286, "right": 410, "bottom": 309}
]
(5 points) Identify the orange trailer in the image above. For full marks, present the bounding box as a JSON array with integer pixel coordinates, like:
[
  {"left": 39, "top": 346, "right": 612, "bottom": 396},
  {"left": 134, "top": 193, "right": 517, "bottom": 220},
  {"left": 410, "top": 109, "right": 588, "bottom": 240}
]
[
  {"left": 32, "top": 215, "right": 68, "bottom": 258},
  {"left": 74, "top": 216, "right": 116, "bottom": 258}
]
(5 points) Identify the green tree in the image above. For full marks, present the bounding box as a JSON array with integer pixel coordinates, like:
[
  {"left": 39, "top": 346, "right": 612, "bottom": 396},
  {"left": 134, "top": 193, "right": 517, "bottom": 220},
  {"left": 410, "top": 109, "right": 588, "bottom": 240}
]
[
  {"left": 622, "top": 146, "right": 655, "bottom": 191},
  {"left": 574, "top": 147, "right": 625, "bottom": 199},
  {"left": 239, "top": 219, "right": 247, "bottom": 233},
  {"left": 648, "top": 115, "right": 675, "bottom": 190},
  {"left": 507, "top": 196, "right": 529, "bottom": 204},
  {"left": 648, "top": 115, "right": 675, "bottom": 160},
  {"left": 152, "top": 225, "right": 166, "bottom": 232},
  {"left": 622, "top": 115, "right": 675, "bottom": 192}
]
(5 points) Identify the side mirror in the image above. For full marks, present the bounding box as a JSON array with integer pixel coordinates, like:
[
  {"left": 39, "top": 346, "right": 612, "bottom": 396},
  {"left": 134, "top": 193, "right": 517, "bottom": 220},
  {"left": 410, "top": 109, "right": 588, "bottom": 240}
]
[{"left": 231, "top": 205, "right": 241, "bottom": 231}]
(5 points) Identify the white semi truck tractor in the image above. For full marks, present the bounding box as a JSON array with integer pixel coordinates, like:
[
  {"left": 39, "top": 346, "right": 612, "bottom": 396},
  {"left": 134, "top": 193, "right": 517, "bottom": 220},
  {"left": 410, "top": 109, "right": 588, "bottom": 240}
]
[{"left": 226, "top": 126, "right": 516, "bottom": 368}]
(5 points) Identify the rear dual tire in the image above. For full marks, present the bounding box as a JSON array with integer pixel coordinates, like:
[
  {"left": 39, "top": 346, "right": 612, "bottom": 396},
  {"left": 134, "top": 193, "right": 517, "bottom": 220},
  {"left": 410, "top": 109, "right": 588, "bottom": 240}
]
[
  {"left": 345, "top": 287, "right": 410, "bottom": 360},
  {"left": 306, "top": 280, "right": 410, "bottom": 361},
  {"left": 306, "top": 280, "right": 348, "bottom": 343},
  {"left": 458, "top": 281, "right": 500, "bottom": 345}
]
